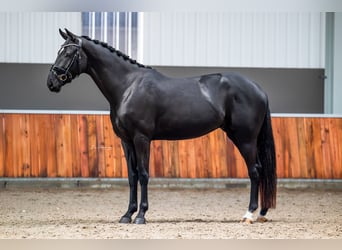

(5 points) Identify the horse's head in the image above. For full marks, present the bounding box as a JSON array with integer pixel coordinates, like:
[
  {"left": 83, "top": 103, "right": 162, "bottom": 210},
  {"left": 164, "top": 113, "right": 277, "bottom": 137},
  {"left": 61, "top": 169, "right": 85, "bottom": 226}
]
[{"left": 47, "top": 29, "right": 87, "bottom": 92}]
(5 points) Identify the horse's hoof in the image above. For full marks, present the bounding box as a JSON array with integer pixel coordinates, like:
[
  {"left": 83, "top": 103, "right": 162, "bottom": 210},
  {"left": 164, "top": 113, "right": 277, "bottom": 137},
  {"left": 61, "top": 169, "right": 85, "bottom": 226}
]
[
  {"left": 133, "top": 217, "right": 146, "bottom": 224},
  {"left": 240, "top": 218, "right": 253, "bottom": 224},
  {"left": 256, "top": 216, "right": 268, "bottom": 223},
  {"left": 119, "top": 216, "right": 132, "bottom": 224}
]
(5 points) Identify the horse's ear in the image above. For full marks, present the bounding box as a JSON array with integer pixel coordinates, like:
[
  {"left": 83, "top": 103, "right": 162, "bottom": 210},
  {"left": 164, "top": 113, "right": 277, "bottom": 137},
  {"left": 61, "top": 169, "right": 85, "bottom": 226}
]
[
  {"left": 65, "top": 29, "right": 78, "bottom": 41},
  {"left": 59, "top": 28, "right": 68, "bottom": 40}
]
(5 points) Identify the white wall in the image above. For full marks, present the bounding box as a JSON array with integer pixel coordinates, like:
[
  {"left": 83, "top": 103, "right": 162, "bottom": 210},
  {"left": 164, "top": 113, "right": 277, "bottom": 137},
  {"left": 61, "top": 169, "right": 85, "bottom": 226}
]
[
  {"left": 0, "top": 12, "right": 326, "bottom": 68},
  {"left": 142, "top": 12, "right": 326, "bottom": 68},
  {"left": 0, "top": 12, "right": 82, "bottom": 63},
  {"left": 333, "top": 13, "right": 342, "bottom": 114}
]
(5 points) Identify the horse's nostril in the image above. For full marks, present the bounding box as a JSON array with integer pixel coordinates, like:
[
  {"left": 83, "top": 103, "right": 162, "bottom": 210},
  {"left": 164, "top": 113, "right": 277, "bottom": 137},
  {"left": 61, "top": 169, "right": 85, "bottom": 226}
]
[{"left": 47, "top": 80, "right": 53, "bottom": 89}]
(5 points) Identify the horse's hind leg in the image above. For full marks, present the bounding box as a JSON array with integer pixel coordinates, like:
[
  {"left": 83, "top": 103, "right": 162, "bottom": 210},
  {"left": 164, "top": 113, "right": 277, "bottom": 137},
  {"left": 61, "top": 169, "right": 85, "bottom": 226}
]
[
  {"left": 238, "top": 141, "right": 261, "bottom": 223},
  {"left": 226, "top": 132, "right": 260, "bottom": 223},
  {"left": 119, "top": 141, "right": 138, "bottom": 223}
]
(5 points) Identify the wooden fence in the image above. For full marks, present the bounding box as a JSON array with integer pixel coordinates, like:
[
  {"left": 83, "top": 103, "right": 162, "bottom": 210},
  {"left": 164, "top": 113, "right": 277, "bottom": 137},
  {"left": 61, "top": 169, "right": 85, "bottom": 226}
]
[{"left": 0, "top": 113, "right": 341, "bottom": 179}]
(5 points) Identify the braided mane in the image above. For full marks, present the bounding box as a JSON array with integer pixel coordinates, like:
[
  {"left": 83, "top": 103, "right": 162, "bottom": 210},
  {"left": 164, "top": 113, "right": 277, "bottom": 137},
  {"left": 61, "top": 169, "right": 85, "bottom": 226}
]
[{"left": 81, "top": 36, "right": 152, "bottom": 69}]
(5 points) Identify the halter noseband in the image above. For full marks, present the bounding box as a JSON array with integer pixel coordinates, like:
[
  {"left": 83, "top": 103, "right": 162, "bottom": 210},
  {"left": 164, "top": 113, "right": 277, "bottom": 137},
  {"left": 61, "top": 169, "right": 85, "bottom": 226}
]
[{"left": 51, "top": 39, "right": 82, "bottom": 82}]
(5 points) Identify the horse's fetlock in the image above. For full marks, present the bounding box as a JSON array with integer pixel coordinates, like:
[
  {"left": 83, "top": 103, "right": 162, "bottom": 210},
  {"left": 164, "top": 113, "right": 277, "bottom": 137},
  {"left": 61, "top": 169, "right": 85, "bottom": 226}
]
[
  {"left": 128, "top": 204, "right": 138, "bottom": 213},
  {"left": 140, "top": 202, "right": 148, "bottom": 211}
]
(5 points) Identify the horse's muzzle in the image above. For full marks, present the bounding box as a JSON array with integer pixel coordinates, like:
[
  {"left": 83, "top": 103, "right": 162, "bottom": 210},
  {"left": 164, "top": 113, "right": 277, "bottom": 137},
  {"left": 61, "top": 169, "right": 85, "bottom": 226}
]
[{"left": 47, "top": 71, "right": 63, "bottom": 92}]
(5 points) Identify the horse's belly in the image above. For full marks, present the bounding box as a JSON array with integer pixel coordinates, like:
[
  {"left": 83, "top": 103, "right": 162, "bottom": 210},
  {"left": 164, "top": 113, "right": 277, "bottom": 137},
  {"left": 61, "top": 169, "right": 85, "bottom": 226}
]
[{"left": 153, "top": 119, "right": 221, "bottom": 140}]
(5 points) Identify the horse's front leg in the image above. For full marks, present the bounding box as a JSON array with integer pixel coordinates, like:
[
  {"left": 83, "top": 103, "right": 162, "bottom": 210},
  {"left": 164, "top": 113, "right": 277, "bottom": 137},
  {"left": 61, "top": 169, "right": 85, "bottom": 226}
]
[
  {"left": 132, "top": 134, "right": 151, "bottom": 224},
  {"left": 119, "top": 141, "right": 138, "bottom": 223}
]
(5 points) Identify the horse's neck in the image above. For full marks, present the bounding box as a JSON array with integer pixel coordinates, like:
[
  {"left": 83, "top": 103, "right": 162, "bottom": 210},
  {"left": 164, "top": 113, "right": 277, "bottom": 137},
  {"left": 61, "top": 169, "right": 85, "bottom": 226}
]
[{"left": 83, "top": 41, "right": 134, "bottom": 107}]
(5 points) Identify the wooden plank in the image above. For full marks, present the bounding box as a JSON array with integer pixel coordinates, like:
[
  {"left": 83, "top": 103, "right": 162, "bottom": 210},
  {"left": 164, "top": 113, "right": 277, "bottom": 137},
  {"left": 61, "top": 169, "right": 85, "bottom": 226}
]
[
  {"left": 86, "top": 115, "right": 98, "bottom": 177},
  {"left": 78, "top": 115, "right": 90, "bottom": 177},
  {"left": 321, "top": 118, "right": 332, "bottom": 179},
  {"left": 178, "top": 139, "right": 188, "bottom": 178},
  {"left": 295, "top": 117, "right": 308, "bottom": 178},
  {"left": 276, "top": 117, "right": 287, "bottom": 178},
  {"left": 150, "top": 141, "right": 159, "bottom": 177},
  {"left": 334, "top": 118, "right": 342, "bottom": 178},
  {"left": 217, "top": 130, "right": 228, "bottom": 178},
  {"left": 288, "top": 118, "right": 301, "bottom": 178},
  {"left": 208, "top": 131, "right": 220, "bottom": 178},
  {"left": 329, "top": 118, "right": 342, "bottom": 178},
  {"left": 149, "top": 142, "right": 155, "bottom": 177},
  {"left": 303, "top": 118, "right": 321, "bottom": 178},
  {"left": 271, "top": 117, "right": 281, "bottom": 178},
  {"left": 55, "top": 114, "right": 73, "bottom": 177},
  {"left": 202, "top": 134, "right": 213, "bottom": 178},
  {"left": 194, "top": 136, "right": 206, "bottom": 178},
  {"left": 28, "top": 114, "right": 40, "bottom": 177},
  {"left": 113, "top": 133, "right": 124, "bottom": 177},
  {"left": 29, "top": 114, "right": 52, "bottom": 177},
  {"left": 162, "top": 140, "right": 173, "bottom": 178},
  {"left": 103, "top": 115, "right": 115, "bottom": 177},
  {"left": 0, "top": 114, "right": 5, "bottom": 177},
  {"left": 3, "top": 115, "right": 13, "bottom": 176},
  {"left": 46, "top": 115, "right": 57, "bottom": 177},
  {"left": 10, "top": 115, "right": 21, "bottom": 177},
  {"left": 21, "top": 115, "right": 31, "bottom": 177},
  {"left": 169, "top": 140, "right": 180, "bottom": 177},
  {"left": 311, "top": 118, "right": 324, "bottom": 178},
  {"left": 70, "top": 115, "right": 81, "bottom": 177},
  {"left": 39, "top": 115, "right": 52, "bottom": 177},
  {"left": 63, "top": 114, "right": 73, "bottom": 177},
  {"left": 96, "top": 115, "right": 106, "bottom": 177},
  {"left": 186, "top": 138, "right": 197, "bottom": 178}
]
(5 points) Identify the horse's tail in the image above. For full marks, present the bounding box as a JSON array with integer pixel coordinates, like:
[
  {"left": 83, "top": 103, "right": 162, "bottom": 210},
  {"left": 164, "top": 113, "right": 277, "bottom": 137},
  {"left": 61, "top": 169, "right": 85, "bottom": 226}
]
[{"left": 257, "top": 102, "right": 277, "bottom": 209}]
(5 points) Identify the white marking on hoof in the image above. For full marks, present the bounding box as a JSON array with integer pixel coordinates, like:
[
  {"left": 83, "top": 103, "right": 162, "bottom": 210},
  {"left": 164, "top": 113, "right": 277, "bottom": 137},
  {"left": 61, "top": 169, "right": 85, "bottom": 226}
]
[{"left": 240, "top": 211, "right": 254, "bottom": 224}]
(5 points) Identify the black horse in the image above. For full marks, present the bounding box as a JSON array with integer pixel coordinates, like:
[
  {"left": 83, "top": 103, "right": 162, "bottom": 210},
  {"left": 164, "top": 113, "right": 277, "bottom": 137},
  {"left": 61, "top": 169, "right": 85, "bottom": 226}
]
[{"left": 47, "top": 29, "right": 276, "bottom": 224}]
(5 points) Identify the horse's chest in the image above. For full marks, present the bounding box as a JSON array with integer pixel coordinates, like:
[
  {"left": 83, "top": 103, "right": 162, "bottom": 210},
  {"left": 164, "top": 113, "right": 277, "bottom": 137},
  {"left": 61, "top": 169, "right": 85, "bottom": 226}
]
[
  {"left": 112, "top": 104, "right": 150, "bottom": 140},
  {"left": 111, "top": 115, "right": 131, "bottom": 141}
]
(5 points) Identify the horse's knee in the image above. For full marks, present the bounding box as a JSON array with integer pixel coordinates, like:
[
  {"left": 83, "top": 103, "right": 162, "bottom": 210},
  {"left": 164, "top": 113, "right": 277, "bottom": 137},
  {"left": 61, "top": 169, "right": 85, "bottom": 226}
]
[
  {"left": 138, "top": 169, "right": 149, "bottom": 185},
  {"left": 128, "top": 173, "right": 138, "bottom": 186}
]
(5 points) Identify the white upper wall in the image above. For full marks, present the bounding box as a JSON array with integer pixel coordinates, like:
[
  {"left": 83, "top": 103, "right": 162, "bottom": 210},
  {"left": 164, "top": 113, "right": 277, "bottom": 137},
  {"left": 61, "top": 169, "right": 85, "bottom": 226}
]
[
  {"left": 141, "top": 12, "right": 326, "bottom": 68},
  {"left": 0, "top": 12, "right": 82, "bottom": 63},
  {"left": 332, "top": 13, "right": 342, "bottom": 114},
  {"left": 0, "top": 12, "right": 326, "bottom": 68}
]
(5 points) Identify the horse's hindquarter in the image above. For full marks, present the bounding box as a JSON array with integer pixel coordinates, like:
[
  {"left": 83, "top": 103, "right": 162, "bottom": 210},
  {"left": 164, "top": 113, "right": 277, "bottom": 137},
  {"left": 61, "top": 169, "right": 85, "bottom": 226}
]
[{"left": 220, "top": 73, "right": 268, "bottom": 137}]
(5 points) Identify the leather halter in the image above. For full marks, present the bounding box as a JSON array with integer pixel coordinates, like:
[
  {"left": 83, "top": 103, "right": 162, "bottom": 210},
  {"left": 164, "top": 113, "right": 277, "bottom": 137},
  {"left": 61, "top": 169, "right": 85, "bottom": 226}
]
[{"left": 51, "top": 39, "right": 82, "bottom": 82}]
